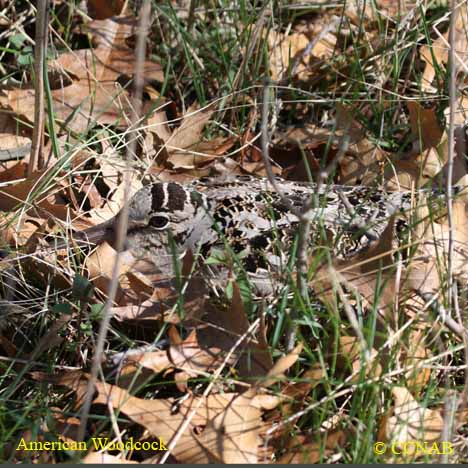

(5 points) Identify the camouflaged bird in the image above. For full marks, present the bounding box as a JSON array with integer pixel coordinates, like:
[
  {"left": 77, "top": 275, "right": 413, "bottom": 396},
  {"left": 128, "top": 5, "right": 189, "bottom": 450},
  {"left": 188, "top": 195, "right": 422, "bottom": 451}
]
[{"left": 67, "top": 175, "right": 429, "bottom": 295}]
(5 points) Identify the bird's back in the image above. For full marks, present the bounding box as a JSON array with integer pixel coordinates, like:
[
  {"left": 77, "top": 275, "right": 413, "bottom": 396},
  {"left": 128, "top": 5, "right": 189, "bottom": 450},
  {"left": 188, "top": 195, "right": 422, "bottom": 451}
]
[{"left": 189, "top": 176, "right": 408, "bottom": 259}]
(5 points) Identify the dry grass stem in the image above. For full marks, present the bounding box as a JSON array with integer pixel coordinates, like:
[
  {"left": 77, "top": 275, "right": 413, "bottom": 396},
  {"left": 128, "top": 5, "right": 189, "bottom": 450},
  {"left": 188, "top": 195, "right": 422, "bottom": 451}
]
[
  {"left": 76, "top": 0, "right": 152, "bottom": 442},
  {"left": 28, "top": 0, "right": 48, "bottom": 175}
]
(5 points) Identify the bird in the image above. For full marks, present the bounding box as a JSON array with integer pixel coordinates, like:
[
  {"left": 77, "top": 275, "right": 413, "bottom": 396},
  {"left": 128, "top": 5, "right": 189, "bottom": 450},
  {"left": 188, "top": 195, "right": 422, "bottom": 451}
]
[{"left": 57, "top": 175, "right": 437, "bottom": 296}]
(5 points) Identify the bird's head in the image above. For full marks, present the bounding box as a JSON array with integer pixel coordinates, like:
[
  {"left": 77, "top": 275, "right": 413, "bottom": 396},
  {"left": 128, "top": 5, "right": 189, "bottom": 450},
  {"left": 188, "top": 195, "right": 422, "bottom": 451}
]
[{"left": 55, "top": 182, "right": 210, "bottom": 260}]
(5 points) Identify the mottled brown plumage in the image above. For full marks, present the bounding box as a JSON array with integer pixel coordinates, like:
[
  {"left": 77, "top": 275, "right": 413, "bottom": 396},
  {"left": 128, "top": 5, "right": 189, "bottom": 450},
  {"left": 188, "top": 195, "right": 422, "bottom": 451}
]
[{"left": 67, "top": 175, "right": 432, "bottom": 294}]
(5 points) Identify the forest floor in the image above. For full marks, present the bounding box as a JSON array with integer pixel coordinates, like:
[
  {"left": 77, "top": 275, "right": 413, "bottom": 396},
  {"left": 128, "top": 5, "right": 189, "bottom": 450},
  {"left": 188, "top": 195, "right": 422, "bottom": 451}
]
[{"left": 1, "top": 0, "right": 468, "bottom": 463}]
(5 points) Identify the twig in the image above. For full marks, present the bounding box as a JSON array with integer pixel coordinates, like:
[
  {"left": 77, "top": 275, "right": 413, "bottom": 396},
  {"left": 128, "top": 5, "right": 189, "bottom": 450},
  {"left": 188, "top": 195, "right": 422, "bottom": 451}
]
[
  {"left": 447, "top": 0, "right": 457, "bottom": 315},
  {"left": 76, "top": 0, "right": 152, "bottom": 443},
  {"left": 157, "top": 318, "right": 261, "bottom": 463},
  {"left": 330, "top": 266, "right": 371, "bottom": 362},
  {"left": 287, "top": 16, "right": 340, "bottom": 81},
  {"left": 447, "top": 0, "right": 468, "bottom": 413},
  {"left": 260, "top": 78, "right": 302, "bottom": 350},
  {"left": 260, "top": 78, "right": 300, "bottom": 217},
  {"left": 420, "top": 292, "right": 468, "bottom": 340},
  {"left": 28, "top": 0, "right": 48, "bottom": 176},
  {"left": 260, "top": 78, "right": 355, "bottom": 350},
  {"left": 441, "top": 391, "right": 458, "bottom": 463},
  {"left": 293, "top": 112, "right": 351, "bottom": 301},
  {"left": 186, "top": 0, "right": 196, "bottom": 32},
  {"left": 265, "top": 339, "right": 467, "bottom": 439}
]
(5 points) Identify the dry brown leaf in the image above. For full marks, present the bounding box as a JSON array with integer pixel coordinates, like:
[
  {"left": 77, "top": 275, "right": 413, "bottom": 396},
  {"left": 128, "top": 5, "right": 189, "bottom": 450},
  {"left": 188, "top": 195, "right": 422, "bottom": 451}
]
[
  {"left": 85, "top": 242, "right": 132, "bottom": 303},
  {"left": 420, "top": 8, "right": 468, "bottom": 91},
  {"left": 0, "top": 133, "right": 31, "bottom": 160},
  {"left": 194, "top": 388, "right": 261, "bottom": 463},
  {"left": 123, "top": 349, "right": 172, "bottom": 374},
  {"left": 199, "top": 282, "right": 273, "bottom": 380},
  {"left": 86, "top": 15, "right": 136, "bottom": 49},
  {"left": 403, "top": 330, "right": 432, "bottom": 393},
  {"left": 108, "top": 250, "right": 207, "bottom": 322},
  {"left": 262, "top": 343, "right": 303, "bottom": 388},
  {"left": 7, "top": 80, "right": 132, "bottom": 134},
  {"left": 146, "top": 104, "right": 173, "bottom": 143},
  {"left": 338, "top": 336, "right": 382, "bottom": 382},
  {"left": 165, "top": 138, "right": 235, "bottom": 170},
  {"left": 0, "top": 161, "right": 27, "bottom": 182},
  {"left": 45, "top": 410, "right": 81, "bottom": 445},
  {"left": 5, "top": 17, "right": 163, "bottom": 134},
  {"left": 31, "top": 370, "right": 90, "bottom": 407},
  {"left": 0, "top": 112, "right": 31, "bottom": 163},
  {"left": 171, "top": 104, "right": 214, "bottom": 150},
  {"left": 387, "top": 103, "right": 467, "bottom": 189},
  {"left": 268, "top": 30, "right": 310, "bottom": 81},
  {"left": 409, "top": 201, "right": 468, "bottom": 293},
  {"left": 83, "top": 453, "right": 139, "bottom": 464},
  {"left": 146, "top": 102, "right": 235, "bottom": 170},
  {"left": 0, "top": 170, "right": 66, "bottom": 214},
  {"left": 335, "top": 104, "right": 387, "bottom": 186},
  {"left": 87, "top": 0, "right": 125, "bottom": 19},
  {"left": 86, "top": 247, "right": 154, "bottom": 305},
  {"left": 275, "top": 125, "right": 338, "bottom": 150},
  {"left": 281, "top": 363, "right": 325, "bottom": 402},
  {"left": 0, "top": 213, "right": 49, "bottom": 247},
  {"left": 70, "top": 377, "right": 277, "bottom": 464},
  {"left": 313, "top": 215, "right": 397, "bottom": 317},
  {"left": 110, "top": 300, "right": 168, "bottom": 322},
  {"left": 267, "top": 27, "right": 336, "bottom": 81},
  {"left": 449, "top": 95, "right": 468, "bottom": 127},
  {"left": 168, "top": 328, "right": 234, "bottom": 376},
  {"left": 407, "top": 102, "right": 443, "bottom": 150},
  {"left": 88, "top": 175, "right": 142, "bottom": 224},
  {"left": 383, "top": 387, "right": 443, "bottom": 458},
  {"left": 277, "top": 429, "right": 347, "bottom": 463}
]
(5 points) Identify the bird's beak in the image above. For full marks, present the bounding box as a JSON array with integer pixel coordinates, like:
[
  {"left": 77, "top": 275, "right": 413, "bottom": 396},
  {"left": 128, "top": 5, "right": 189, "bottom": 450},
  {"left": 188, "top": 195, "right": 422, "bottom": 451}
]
[
  {"left": 47, "top": 218, "right": 116, "bottom": 250},
  {"left": 79, "top": 218, "right": 116, "bottom": 245}
]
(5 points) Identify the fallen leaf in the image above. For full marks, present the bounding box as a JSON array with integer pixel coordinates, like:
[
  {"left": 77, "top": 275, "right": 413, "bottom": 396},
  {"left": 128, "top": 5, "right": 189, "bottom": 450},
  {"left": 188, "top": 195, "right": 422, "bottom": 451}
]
[
  {"left": 407, "top": 102, "right": 443, "bottom": 150},
  {"left": 168, "top": 328, "right": 235, "bottom": 376},
  {"left": 277, "top": 429, "right": 347, "bottom": 463},
  {"left": 262, "top": 343, "right": 303, "bottom": 387},
  {"left": 313, "top": 215, "right": 398, "bottom": 318},
  {"left": 267, "top": 26, "right": 337, "bottom": 82},
  {"left": 0, "top": 169, "right": 66, "bottom": 213},
  {"left": 281, "top": 363, "right": 325, "bottom": 401},
  {"left": 337, "top": 336, "right": 382, "bottom": 382},
  {"left": 87, "top": 0, "right": 125, "bottom": 19},
  {"left": 402, "top": 330, "right": 432, "bottom": 393},
  {"left": 334, "top": 104, "right": 387, "bottom": 186},
  {"left": 60, "top": 376, "right": 278, "bottom": 464},
  {"left": 83, "top": 453, "right": 139, "bottom": 464},
  {"left": 383, "top": 387, "right": 443, "bottom": 458},
  {"left": 420, "top": 8, "right": 468, "bottom": 91},
  {"left": 5, "top": 17, "right": 163, "bottom": 134},
  {"left": 198, "top": 282, "right": 274, "bottom": 380},
  {"left": 85, "top": 15, "right": 135, "bottom": 49}
]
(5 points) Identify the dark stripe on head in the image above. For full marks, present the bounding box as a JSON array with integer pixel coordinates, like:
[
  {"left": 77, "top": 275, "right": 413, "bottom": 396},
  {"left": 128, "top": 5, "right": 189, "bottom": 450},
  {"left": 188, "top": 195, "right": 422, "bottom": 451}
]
[
  {"left": 167, "top": 183, "right": 187, "bottom": 211},
  {"left": 151, "top": 183, "right": 166, "bottom": 211}
]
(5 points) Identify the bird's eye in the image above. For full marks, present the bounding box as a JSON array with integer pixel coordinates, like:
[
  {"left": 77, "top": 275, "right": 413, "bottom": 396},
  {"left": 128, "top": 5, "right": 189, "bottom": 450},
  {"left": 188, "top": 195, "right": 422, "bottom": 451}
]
[{"left": 149, "top": 215, "right": 169, "bottom": 229}]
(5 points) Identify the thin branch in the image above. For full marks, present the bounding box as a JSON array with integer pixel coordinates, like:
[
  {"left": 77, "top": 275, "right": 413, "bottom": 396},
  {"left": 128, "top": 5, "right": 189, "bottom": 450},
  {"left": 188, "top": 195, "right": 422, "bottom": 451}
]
[
  {"left": 260, "top": 78, "right": 354, "bottom": 350},
  {"left": 76, "top": 0, "right": 152, "bottom": 443},
  {"left": 28, "top": 0, "right": 48, "bottom": 176},
  {"left": 260, "top": 78, "right": 300, "bottom": 217},
  {"left": 158, "top": 318, "right": 261, "bottom": 463},
  {"left": 287, "top": 16, "right": 340, "bottom": 81},
  {"left": 441, "top": 391, "right": 458, "bottom": 463},
  {"left": 330, "top": 266, "right": 371, "bottom": 363},
  {"left": 447, "top": 0, "right": 457, "bottom": 313},
  {"left": 447, "top": 0, "right": 468, "bottom": 413}
]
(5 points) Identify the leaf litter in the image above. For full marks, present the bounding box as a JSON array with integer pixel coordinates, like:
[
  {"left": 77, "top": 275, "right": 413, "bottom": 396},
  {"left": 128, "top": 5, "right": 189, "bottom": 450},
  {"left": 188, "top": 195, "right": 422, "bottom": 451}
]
[{"left": 1, "top": 0, "right": 468, "bottom": 464}]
